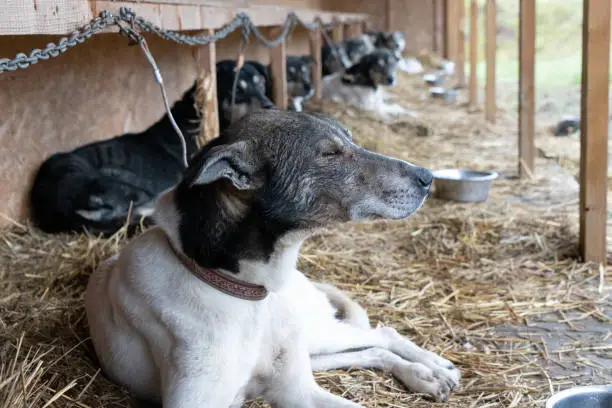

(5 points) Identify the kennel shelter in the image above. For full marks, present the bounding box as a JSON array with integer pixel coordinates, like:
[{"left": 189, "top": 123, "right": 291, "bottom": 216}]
[{"left": 0, "top": 1, "right": 611, "bottom": 407}]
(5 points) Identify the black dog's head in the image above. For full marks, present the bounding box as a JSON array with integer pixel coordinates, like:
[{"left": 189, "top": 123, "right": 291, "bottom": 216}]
[
  {"left": 286, "top": 55, "right": 315, "bottom": 112},
  {"left": 321, "top": 43, "right": 352, "bottom": 76},
  {"left": 171, "top": 110, "right": 432, "bottom": 273},
  {"left": 342, "top": 49, "right": 400, "bottom": 88},
  {"left": 344, "top": 34, "right": 377, "bottom": 66},
  {"left": 216, "top": 60, "right": 275, "bottom": 130},
  {"left": 372, "top": 30, "right": 407, "bottom": 58}
]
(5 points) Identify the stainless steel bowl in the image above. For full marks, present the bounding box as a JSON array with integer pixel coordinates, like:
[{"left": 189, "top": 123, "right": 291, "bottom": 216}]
[
  {"left": 433, "top": 169, "right": 498, "bottom": 202},
  {"left": 546, "top": 385, "right": 612, "bottom": 408}
]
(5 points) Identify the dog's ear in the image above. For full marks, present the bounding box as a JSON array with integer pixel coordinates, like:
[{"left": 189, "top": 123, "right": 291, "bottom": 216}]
[{"left": 188, "top": 142, "right": 260, "bottom": 191}]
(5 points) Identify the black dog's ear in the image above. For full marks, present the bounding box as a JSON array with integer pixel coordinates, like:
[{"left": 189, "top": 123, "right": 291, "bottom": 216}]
[
  {"left": 300, "top": 55, "right": 315, "bottom": 65},
  {"left": 187, "top": 141, "right": 260, "bottom": 191}
]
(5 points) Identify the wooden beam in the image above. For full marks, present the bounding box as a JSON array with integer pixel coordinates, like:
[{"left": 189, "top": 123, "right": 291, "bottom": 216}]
[
  {"left": 580, "top": 0, "right": 611, "bottom": 264},
  {"left": 444, "top": 0, "right": 459, "bottom": 61},
  {"left": 309, "top": 25, "right": 323, "bottom": 100},
  {"left": 3, "top": 1, "right": 370, "bottom": 35},
  {"left": 193, "top": 29, "right": 219, "bottom": 146},
  {"left": 518, "top": 0, "right": 536, "bottom": 177},
  {"left": 469, "top": 0, "right": 478, "bottom": 105},
  {"left": 433, "top": 0, "right": 444, "bottom": 55},
  {"left": 485, "top": 0, "right": 497, "bottom": 123},
  {"left": 385, "top": 0, "right": 393, "bottom": 31},
  {"left": 456, "top": 0, "right": 466, "bottom": 85},
  {"left": 269, "top": 26, "right": 288, "bottom": 110}
]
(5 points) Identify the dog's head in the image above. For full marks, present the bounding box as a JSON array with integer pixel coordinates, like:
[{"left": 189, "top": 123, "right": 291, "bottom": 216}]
[
  {"left": 170, "top": 110, "right": 431, "bottom": 272},
  {"left": 372, "top": 30, "right": 407, "bottom": 58},
  {"left": 286, "top": 55, "right": 315, "bottom": 100},
  {"left": 216, "top": 60, "right": 275, "bottom": 129},
  {"left": 344, "top": 34, "right": 377, "bottom": 66},
  {"left": 322, "top": 43, "right": 352, "bottom": 76},
  {"left": 342, "top": 49, "right": 400, "bottom": 88}
]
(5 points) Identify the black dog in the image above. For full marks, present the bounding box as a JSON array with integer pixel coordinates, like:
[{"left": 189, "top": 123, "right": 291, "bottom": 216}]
[
  {"left": 29, "top": 85, "right": 200, "bottom": 236},
  {"left": 216, "top": 60, "right": 275, "bottom": 131}
]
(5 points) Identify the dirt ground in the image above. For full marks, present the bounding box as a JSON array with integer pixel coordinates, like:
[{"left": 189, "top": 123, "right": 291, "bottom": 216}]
[{"left": 0, "top": 70, "right": 610, "bottom": 408}]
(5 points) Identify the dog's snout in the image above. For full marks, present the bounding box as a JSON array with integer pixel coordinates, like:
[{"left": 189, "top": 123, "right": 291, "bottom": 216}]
[
  {"left": 415, "top": 167, "right": 433, "bottom": 189},
  {"left": 385, "top": 75, "right": 395, "bottom": 85}
]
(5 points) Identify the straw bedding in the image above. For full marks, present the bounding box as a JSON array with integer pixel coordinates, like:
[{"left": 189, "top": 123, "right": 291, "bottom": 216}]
[{"left": 0, "top": 69, "right": 610, "bottom": 408}]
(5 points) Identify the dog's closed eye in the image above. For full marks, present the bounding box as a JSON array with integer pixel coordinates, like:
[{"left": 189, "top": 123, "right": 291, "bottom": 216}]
[{"left": 318, "top": 138, "right": 345, "bottom": 157}]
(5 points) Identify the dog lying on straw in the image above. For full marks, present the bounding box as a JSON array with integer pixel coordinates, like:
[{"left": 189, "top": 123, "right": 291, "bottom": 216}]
[{"left": 85, "top": 110, "right": 460, "bottom": 407}]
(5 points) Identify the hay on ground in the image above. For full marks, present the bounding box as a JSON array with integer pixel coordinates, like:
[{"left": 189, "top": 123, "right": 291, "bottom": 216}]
[{"left": 0, "top": 69, "right": 610, "bottom": 408}]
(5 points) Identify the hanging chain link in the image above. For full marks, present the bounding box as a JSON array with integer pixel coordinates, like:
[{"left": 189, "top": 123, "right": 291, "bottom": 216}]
[{"left": 0, "top": 7, "right": 343, "bottom": 73}]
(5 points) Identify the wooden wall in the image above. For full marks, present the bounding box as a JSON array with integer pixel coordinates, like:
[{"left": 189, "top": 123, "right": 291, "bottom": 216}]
[{"left": 0, "top": 0, "right": 437, "bottom": 227}]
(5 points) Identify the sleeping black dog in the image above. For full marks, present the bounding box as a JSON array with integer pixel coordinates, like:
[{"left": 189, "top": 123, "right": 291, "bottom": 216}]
[{"left": 29, "top": 85, "right": 201, "bottom": 236}]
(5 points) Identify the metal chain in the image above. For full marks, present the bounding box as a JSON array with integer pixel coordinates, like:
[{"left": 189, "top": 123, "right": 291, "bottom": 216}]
[{"left": 0, "top": 7, "right": 344, "bottom": 73}]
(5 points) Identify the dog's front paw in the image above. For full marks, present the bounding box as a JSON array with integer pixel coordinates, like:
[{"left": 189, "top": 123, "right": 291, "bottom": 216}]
[
  {"left": 421, "top": 351, "right": 461, "bottom": 388},
  {"left": 395, "top": 362, "right": 457, "bottom": 402}
]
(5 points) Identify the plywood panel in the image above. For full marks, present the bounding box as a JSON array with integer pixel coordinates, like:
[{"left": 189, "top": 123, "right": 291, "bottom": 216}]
[{"left": 0, "top": 30, "right": 314, "bottom": 226}]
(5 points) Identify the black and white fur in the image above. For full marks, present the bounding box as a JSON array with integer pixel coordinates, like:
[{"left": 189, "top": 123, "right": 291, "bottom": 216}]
[
  {"left": 85, "top": 110, "right": 460, "bottom": 408},
  {"left": 216, "top": 60, "right": 275, "bottom": 132},
  {"left": 322, "top": 49, "right": 409, "bottom": 119},
  {"left": 29, "top": 85, "right": 200, "bottom": 236},
  {"left": 286, "top": 55, "right": 315, "bottom": 112},
  {"left": 322, "top": 42, "right": 352, "bottom": 76}
]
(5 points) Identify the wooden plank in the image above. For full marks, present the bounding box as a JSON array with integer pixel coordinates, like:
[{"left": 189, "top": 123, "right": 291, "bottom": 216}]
[
  {"left": 433, "top": 0, "right": 444, "bottom": 54},
  {"left": 485, "top": 0, "right": 496, "bottom": 123},
  {"left": 193, "top": 29, "right": 219, "bottom": 146},
  {"left": 468, "top": 0, "right": 478, "bottom": 105},
  {"left": 580, "top": 0, "right": 611, "bottom": 264},
  {"left": 385, "top": 0, "right": 393, "bottom": 31},
  {"left": 456, "top": 0, "right": 466, "bottom": 85},
  {"left": 269, "top": 26, "right": 287, "bottom": 110},
  {"left": 309, "top": 25, "right": 323, "bottom": 100},
  {"left": 518, "top": 0, "right": 535, "bottom": 177},
  {"left": 1, "top": 1, "right": 370, "bottom": 35}
]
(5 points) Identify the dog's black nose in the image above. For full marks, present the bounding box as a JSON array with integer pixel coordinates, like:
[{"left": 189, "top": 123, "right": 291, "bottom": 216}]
[{"left": 415, "top": 168, "right": 433, "bottom": 188}]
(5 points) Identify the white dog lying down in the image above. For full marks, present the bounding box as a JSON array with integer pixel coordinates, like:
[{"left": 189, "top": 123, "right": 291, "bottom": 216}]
[
  {"left": 85, "top": 110, "right": 460, "bottom": 408},
  {"left": 322, "top": 49, "right": 413, "bottom": 121}
]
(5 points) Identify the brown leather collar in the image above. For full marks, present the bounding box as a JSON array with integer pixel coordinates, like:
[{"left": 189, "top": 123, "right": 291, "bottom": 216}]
[{"left": 166, "top": 236, "right": 268, "bottom": 301}]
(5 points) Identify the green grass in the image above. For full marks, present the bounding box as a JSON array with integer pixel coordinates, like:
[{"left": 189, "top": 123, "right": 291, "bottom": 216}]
[{"left": 464, "top": 0, "right": 612, "bottom": 87}]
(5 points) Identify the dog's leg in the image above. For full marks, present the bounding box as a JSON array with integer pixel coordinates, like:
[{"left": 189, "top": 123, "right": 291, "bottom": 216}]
[
  {"left": 311, "top": 348, "right": 454, "bottom": 402},
  {"left": 162, "top": 370, "right": 237, "bottom": 408},
  {"left": 264, "top": 339, "right": 364, "bottom": 408},
  {"left": 307, "top": 323, "right": 459, "bottom": 401}
]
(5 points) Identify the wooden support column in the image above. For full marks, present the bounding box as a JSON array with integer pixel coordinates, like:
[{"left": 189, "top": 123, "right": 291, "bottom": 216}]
[
  {"left": 456, "top": 0, "right": 466, "bottom": 85},
  {"left": 485, "top": 0, "right": 497, "bottom": 123},
  {"left": 580, "top": 0, "right": 611, "bottom": 263},
  {"left": 309, "top": 25, "right": 323, "bottom": 100},
  {"left": 445, "top": 0, "right": 459, "bottom": 61},
  {"left": 518, "top": 0, "right": 536, "bottom": 177},
  {"left": 343, "top": 22, "right": 362, "bottom": 39},
  {"left": 193, "top": 29, "right": 219, "bottom": 146},
  {"left": 269, "top": 27, "right": 288, "bottom": 110},
  {"left": 433, "top": 0, "right": 445, "bottom": 55},
  {"left": 469, "top": 0, "right": 479, "bottom": 105},
  {"left": 331, "top": 21, "right": 343, "bottom": 43}
]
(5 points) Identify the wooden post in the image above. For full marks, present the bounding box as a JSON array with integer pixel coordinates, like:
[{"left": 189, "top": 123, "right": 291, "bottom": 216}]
[
  {"left": 193, "top": 29, "right": 219, "bottom": 146},
  {"left": 580, "top": 0, "right": 611, "bottom": 263},
  {"left": 445, "top": 0, "right": 459, "bottom": 61},
  {"left": 386, "top": 0, "right": 393, "bottom": 31},
  {"left": 433, "top": 0, "right": 445, "bottom": 55},
  {"left": 456, "top": 0, "right": 466, "bottom": 85},
  {"left": 469, "top": 0, "right": 478, "bottom": 105},
  {"left": 309, "top": 25, "right": 323, "bottom": 100},
  {"left": 269, "top": 27, "right": 288, "bottom": 110},
  {"left": 518, "top": 0, "right": 536, "bottom": 177},
  {"left": 485, "top": 0, "right": 497, "bottom": 123},
  {"left": 331, "top": 21, "right": 343, "bottom": 43}
]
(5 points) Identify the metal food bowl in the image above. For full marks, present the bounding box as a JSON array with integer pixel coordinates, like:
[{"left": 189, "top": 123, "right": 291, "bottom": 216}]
[
  {"left": 433, "top": 169, "right": 498, "bottom": 202},
  {"left": 546, "top": 385, "right": 612, "bottom": 408}
]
